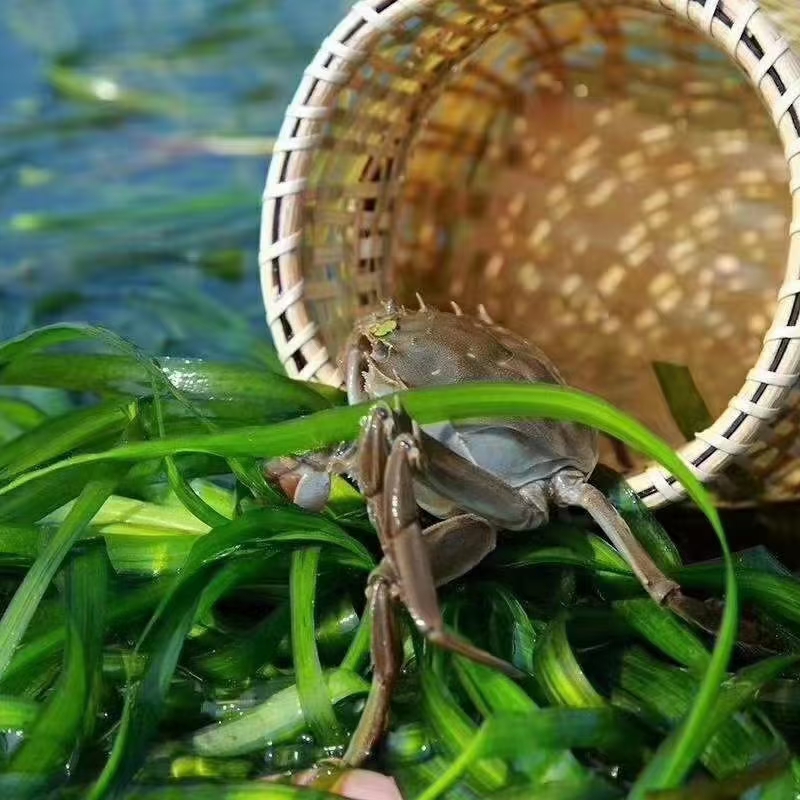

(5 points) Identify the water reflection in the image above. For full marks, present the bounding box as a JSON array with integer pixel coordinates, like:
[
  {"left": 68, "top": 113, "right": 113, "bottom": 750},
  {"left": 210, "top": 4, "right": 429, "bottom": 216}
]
[{"left": 0, "top": 0, "right": 346, "bottom": 357}]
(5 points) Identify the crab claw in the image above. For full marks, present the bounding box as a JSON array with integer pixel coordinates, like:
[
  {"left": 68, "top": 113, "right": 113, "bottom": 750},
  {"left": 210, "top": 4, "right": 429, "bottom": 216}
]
[{"left": 265, "top": 457, "right": 332, "bottom": 512}]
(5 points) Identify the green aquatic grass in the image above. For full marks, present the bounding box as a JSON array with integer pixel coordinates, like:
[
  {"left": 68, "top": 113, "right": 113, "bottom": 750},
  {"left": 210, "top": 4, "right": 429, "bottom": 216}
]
[
  {"left": 291, "top": 547, "right": 346, "bottom": 746},
  {"left": 2, "top": 2, "right": 796, "bottom": 796},
  {"left": 0, "top": 327, "right": 796, "bottom": 799}
]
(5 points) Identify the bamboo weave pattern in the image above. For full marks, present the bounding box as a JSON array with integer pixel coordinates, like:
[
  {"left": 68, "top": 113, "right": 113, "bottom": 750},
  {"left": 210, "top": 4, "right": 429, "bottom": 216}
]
[{"left": 261, "top": 0, "right": 800, "bottom": 508}]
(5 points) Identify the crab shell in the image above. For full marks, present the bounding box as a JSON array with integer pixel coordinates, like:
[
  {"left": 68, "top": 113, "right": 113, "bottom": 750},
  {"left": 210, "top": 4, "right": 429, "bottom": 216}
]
[{"left": 343, "top": 304, "right": 599, "bottom": 523}]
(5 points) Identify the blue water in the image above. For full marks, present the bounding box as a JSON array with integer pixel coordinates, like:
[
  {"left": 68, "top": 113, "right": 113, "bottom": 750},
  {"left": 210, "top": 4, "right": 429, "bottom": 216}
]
[{"left": 0, "top": 1, "right": 345, "bottom": 360}]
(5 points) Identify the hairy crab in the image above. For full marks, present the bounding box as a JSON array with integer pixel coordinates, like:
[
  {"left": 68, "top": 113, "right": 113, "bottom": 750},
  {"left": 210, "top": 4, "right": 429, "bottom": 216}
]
[{"left": 270, "top": 299, "right": 708, "bottom": 766}]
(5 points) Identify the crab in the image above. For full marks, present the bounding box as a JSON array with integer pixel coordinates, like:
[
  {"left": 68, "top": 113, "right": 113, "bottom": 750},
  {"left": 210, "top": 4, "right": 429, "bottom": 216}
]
[{"left": 269, "top": 298, "right": 714, "bottom": 767}]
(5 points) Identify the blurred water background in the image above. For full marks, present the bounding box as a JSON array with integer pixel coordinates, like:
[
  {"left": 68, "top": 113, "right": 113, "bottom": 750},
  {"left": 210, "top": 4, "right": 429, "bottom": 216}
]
[{"left": 0, "top": 0, "right": 346, "bottom": 360}]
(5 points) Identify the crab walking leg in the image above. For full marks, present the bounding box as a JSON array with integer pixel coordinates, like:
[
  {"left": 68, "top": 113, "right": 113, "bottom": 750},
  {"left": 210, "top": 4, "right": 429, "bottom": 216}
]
[
  {"left": 337, "top": 406, "right": 405, "bottom": 767},
  {"left": 424, "top": 515, "right": 498, "bottom": 588},
  {"left": 550, "top": 470, "right": 680, "bottom": 604},
  {"left": 342, "top": 569, "right": 401, "bottom": 767},
  {"left": 382, "top": 434, "right": 523, "bottom": 678},
  {"left": 551, "top": 472, "right": 774, "bottom": 644},
  {"left": 346, "top": 408, "right": 515, "bottom": 764},
  {"left": 342, "top": 516, "right": 500, "bottom": 767},
  {"left": 356, "top": 406, "right": 394, "bottom": 534},
  {"left": 549, "top": 472, "right": 743, "bottom": 639}
]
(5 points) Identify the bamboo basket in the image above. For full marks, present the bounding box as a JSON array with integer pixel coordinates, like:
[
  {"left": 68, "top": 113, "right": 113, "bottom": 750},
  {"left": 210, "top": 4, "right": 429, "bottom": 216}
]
[{"left": 260, "top": 0, "right": 800, "bottom": 509}]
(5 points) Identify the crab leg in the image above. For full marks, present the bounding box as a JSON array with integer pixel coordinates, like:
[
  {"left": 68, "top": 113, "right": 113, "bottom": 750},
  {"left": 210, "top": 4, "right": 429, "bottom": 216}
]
[
  {"left": 343, "top": 409, "right": 516, "bottom": 766},
  {"left": 343, "top": 519, "right": 501, "bottom": 767},
  {"left": 551, "top": 470, "right": 680, "bottom": 604},
  {"left": 340, "top": 407, "right": 403, "bottom": 766},
  {"left": 342, "top": 566, "right": 400, "bottom": 767},
  {"left": 379, "top": 432, "right": 522, "bottom": 677},
  {"left": 411, "top": 438, "right": 721, "bottom": 634},
  {"left": 548, "top": 470, "right": 747, "bottom": 638}
]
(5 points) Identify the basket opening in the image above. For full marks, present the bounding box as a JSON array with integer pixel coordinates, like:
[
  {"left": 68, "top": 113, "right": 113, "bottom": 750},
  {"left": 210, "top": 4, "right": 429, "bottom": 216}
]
[{"left": 296, "top": 0, "right": 792, "bottom": 474}]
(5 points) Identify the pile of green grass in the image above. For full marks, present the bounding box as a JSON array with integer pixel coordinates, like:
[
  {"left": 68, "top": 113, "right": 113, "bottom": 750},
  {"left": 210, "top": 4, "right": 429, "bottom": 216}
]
[{"left": 0, "top": 323, "right": 798, "bottom": 799}]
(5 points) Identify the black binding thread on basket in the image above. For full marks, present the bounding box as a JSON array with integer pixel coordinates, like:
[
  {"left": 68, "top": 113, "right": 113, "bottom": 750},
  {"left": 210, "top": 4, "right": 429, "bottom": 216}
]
[
  {"left": 700, "top": 0, "right": 733, "bottom": 29},
  {"left": 636, "top": 4, "right": 800, "bottom": 497}
]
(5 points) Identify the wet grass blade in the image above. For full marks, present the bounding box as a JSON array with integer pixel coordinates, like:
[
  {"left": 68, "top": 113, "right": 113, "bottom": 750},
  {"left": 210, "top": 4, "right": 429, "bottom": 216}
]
[
  {"left": 484, "top": 586, "right": 541, "bottom": 674},
  {"left": 193, "top": 603, "right": 291, "bottom": 682},
  {"left": 86, "top": 568, "right": 209, "bottom": 799},
  {"left": 415, "top": 707, "right": 638, "bottom": 800},
  {"left": 534, "top": 617, "right": 605, "bottom": 708},
  {"left": 486, "top": 780, "right": 620, "bottom": 800},
  {"left": 707, "top": 655, "right": 799, "bottom": 735},
  {"left": 0, "top": 581, "right": 165, "bottom": 693},
  {"left": 0, "top": 324, "right": 219, "bottom": 434},
  {"left": 0, "top": 402, "right": 132, "bottom": 481},
  {"left": 291, "top": 548, "right": 344, "bottom": 746},
  {"left": 0, "top": 523, "right": 42, "bottom": 566},
  {"left": 5, "top": 614, "right": 86, "bottom": 796},
  {"left": 679, "top": 564, "right": 800, "bottom": 631},
  {"left": 612, "top": 599, "right": 711, "bottom": 673},
  {"left": 91, "top": 545, "right": 338, "bottom": 797},
  {"left": 0, "top": 468, "right": 124, "bottom": 681},
  {"left": 0, "top": 462, "right": 123, "bottom": 525},
  {"left": 152, "top": 385, "right": 229, "bottom": 530},
  {"left": 136, "top": 507, "right": 371, "bottom": 658},
  {"left": 494, "top": 526, "right": 631, "bottom": 575},
  {"left": 9, "top": 548, "right": 106, "bottom": 797},
  {"left": 652, "top": 362, "right": 713, "bottom": 441},
  {"left": 191, "top": 669, "right": 369, "bottom": 757},
  {"left": 421, "top": 662, "right": 507, "bottom": 792},
  {"left": 619, "top": 648, "right": 790, "bottom": 779},
  {"left": 0, "top": 696, "right": 39, "bottom": 730},
  {"left": 646, "top": 754, "right": 791, "bottom": 799},
  {"left": 0, "top": 397, "right": 48, "bottom": 442},
  {"left": 182, "top": 507, "right": 373, "bottom": 576},
  {"left": 598, "top": 468, "right": 681, "bottom": 572},
  {"left": 0, "top": 354, "right": 344, "bottom": 411},
  {"left": 339, "top": 608, "right": 371, "bottom": 674},
  {"left": 164, "top": 453, "right": 227, "bottom": 528},
  {"left": 454, "top": 659, "right": 586, "bottom": 785},
  {"left": 65, "top": 542, "right": 109, "bottom": 739},
  {"left": 8, "top": 545, "right": 108, "bottom": 791}
]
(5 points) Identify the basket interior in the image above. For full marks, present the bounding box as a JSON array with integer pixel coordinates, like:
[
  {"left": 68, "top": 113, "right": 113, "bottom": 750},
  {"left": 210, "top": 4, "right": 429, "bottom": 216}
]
[{"left": 296, "top": 0, "right": 797, "bottom": 490}]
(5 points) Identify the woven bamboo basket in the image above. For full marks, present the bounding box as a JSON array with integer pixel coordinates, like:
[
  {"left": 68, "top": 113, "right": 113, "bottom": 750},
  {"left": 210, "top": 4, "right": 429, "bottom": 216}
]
[{"left": 260, "top": 0, "right": 800, "bottom": 509}]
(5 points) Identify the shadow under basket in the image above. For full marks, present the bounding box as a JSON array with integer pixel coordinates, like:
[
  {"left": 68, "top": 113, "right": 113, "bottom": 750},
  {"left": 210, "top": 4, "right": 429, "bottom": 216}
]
[{"left": 260, "top": 0, "right": 800, "bottom": 509}]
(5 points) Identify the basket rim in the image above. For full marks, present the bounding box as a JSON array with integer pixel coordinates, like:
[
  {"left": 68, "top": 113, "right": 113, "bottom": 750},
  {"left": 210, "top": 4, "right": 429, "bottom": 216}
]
[{"left": 259, "top": 0, "right": 800, "bottom": 509}]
